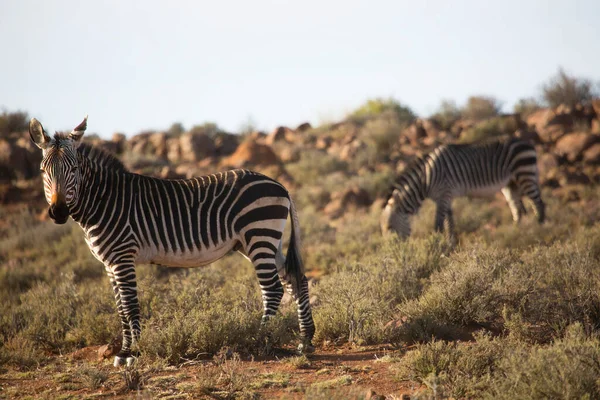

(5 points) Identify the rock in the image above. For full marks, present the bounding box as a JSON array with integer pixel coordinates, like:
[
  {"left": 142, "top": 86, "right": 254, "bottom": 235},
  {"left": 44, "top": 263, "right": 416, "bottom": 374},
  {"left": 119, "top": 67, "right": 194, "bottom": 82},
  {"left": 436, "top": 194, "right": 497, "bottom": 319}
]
[
  {"left": 403, "top": 120, "right": 427, "bottom": 144},
  {"left": 554, "top": 132, "right": 598, "bottom": 162},
  {"left": 111, "top": 133, "right": 127, "bottom": 154},
  {"left": 159, "top": 166, "right": 185, "bottom": 179},
  {"left": 526, "top": 108, "right": 573, "bottom": 143},
  {"left": 583, "top": 143, "right": 600, "bottom": 164},
  {"left": 338, "top": 139, "right": 367, "bottom": 162},
  {"left": 246, "top": 131, "right": 266, "bottom": 143},
  {"left": 278, "top": 146, "right": 300, "bottom": 163},
  {"left": 365, "top": 389, "right": 386, "bottom": 400},
  {"left": 421, "top": 118, "right": 442, "bottom": 138},
  {"left": 0, "top": 138, "right": 39, "bottom": 180},
  {"left": 213, "top": 132, "right": 239, "bottom": 156},
  {"left": 265, "top": 126, "right": 295, "bottom": 145},
  {"left": 324, "top": 187, "right": 371, "bottom": 219},
  {"left": 315, "top": 136, "right": 333, "bottom": 150},
  {"left": 221, "top": 140, "right": 282, "bottom": 168},
  {"left": 179, "top": 131, "right": 216, "bottom": 162},
  {"left": 514, "top": 129, "right": 540, "bottom": 143},
  {"left": 166, "top": 137, "right": 181, "bottom": 163},
  {"left": 537, "top": 153, "right": 559, "bottom": 181},
  {"left": 296, "top": 122, "right": 312, "bottom": 132},
  {"left": 592, "top": 119, "right": 600, "bottom": 134}
]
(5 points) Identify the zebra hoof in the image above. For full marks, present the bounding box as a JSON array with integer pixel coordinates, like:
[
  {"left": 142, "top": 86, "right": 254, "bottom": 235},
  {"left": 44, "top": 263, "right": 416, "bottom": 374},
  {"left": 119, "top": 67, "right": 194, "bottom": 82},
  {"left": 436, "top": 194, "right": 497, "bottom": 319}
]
[
  {"left": 113, "top": 355, "right": 136, "bottom": 367},
  {"left": 297, "top": 342, "right": 315, "bottom": 355}
]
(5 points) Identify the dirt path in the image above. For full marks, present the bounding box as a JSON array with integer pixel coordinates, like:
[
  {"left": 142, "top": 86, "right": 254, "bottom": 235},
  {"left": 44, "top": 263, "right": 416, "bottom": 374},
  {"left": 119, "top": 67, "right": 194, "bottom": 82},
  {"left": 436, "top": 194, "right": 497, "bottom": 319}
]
[{"left": 0, "top": 345, "right": 418, "bottom": 399}]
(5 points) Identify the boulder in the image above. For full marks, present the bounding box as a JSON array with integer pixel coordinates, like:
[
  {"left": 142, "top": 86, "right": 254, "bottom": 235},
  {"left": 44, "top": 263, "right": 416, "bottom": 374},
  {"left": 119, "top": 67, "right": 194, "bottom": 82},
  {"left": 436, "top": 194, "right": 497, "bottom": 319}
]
[
  {"left": 221, "top": 140, "right": 281, "bottom": 168},
  {"left": 323, "top": 187, "right": 371, "bottom": 219},
  {"left": 554, "top": 132, "right": 598, "bottom": 162},
  {"left": 278, "top": 146, "right": 300, "bottom": 163},
  {"left": 421, "top": 118, "right": 442, "bottom": 138},
  {"left": 296, "top": 122, "right": 312, "bottom": 132},
  {"left": 213, "top": 132, "right": 239, "bottom": 156},
  {"left": 403, "top": 120, "right": 427, "bottom": 144},
  {"left": 0, "top": 138, "right": 39, "bottom": 180},
  {"left": 537, "top": 153, "right": 559, "bottom": 181},
  {"left": 265, "top": 126, "right": 295, "bottom": 145},
  {"left": 179, "top": 131, "right": 216, "bottom": 162},
  {"left": 583, "top": 143, "right": 600, "bottom": 165},
  {"left": 111, "top": 133, "right": 127, "bottom": 155}
]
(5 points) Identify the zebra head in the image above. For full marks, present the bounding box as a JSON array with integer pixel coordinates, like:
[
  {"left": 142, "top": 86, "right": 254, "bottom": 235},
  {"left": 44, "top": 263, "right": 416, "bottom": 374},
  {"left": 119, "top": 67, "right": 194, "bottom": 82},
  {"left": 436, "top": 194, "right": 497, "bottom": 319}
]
[
  {"left": 380, "top": 191, "right": 411, "bottom": 238},
  {"left": 29, "top": 116, "right": 88, "bottom": 224}
]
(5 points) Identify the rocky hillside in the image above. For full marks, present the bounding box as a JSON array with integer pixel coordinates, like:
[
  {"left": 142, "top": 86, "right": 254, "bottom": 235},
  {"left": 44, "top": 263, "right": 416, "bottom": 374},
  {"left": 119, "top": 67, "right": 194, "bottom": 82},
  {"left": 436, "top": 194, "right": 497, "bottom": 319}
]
[{"left": 1, "top": 98, "right": 599, "bottom": 217}]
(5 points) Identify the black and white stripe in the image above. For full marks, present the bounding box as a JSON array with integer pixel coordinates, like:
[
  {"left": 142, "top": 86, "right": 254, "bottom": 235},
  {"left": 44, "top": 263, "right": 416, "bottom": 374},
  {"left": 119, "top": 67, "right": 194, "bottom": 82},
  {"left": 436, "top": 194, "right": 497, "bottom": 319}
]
[
  {"left": 381, "top": 138, "right": 545, "bottom": 243},
  {"left": 30, "top": 117, "right": 315, "bottom": 366}
]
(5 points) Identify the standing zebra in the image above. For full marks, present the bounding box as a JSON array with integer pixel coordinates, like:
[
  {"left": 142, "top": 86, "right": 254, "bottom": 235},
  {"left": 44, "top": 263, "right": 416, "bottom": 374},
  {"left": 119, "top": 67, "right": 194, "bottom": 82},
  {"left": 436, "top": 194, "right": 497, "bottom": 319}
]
[
  {"left": 381, "top": 138, "right": 545, "bottom": 243},
  {"left": 29, "top": 116, "right": 315, "bottom": 366}
]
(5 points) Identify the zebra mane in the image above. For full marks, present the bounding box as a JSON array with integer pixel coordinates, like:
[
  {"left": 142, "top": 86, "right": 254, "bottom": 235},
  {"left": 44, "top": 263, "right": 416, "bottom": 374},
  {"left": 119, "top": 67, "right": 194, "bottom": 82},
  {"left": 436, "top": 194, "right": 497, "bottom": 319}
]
[{"left": 77, "top": 142, "right": 128, "bottom": 172}]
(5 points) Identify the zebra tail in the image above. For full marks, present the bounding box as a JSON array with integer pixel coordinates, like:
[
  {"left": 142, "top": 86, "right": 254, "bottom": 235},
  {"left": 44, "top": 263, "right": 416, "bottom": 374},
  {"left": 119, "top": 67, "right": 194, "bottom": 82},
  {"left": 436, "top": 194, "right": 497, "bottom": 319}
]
[{"left": 284, "top": 196, "right": 305, "bottom": 294}]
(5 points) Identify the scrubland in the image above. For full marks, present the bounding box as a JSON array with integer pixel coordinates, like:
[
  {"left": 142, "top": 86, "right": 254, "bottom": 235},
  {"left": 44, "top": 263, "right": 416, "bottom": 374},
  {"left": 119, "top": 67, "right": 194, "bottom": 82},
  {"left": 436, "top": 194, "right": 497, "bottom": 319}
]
[{"left": 1, "top": 181, "right": 600, "bottom": 398}]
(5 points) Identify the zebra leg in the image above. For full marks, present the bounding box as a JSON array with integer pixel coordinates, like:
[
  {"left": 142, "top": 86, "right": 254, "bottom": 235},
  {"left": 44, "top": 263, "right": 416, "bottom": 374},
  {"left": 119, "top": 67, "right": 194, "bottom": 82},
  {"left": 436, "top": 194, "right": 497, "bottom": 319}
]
[
  {"left": 110, "top": 260, "right": 141, "bottom": 367},
  {"left": 435, "top": 199, "right": 457, "bottom": 245},
  {"left": 501, "top": 185, "right": 526, "bottom": 223},
  {"left": 444, "top": 208, "right": 458, "bottom": 247},
  {"left": 517, "top": 179, "right": 546, "bottom": 224},
  {"left": 434, "top": 203, "right": 445, "bottom": 232}
]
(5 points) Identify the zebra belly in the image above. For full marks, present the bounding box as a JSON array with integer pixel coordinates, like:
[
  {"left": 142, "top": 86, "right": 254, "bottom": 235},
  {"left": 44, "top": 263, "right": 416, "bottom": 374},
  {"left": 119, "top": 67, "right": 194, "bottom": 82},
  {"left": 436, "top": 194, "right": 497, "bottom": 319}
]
[
  {"left": 139, "top": 241, "right": 239, "bottom": 268},
  {"left": 465, "top": 179, "right": 510, "bottom": 198}
]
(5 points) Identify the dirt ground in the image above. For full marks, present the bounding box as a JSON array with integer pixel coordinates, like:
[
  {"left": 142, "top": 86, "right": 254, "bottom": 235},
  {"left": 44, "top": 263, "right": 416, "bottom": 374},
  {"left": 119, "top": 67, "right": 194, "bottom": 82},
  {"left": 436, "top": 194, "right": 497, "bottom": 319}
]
[{"left": 0, "top": 344, "right": 419, "bottom": 399}]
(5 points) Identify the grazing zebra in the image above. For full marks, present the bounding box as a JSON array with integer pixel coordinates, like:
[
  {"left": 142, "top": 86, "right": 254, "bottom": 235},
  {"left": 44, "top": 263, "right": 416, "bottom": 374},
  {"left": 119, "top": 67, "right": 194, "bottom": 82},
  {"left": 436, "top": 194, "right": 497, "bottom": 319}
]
[
  {"left": 29, "top": 116, "right": 315, "bottom": 366},
  {"left": 380, "top": 138, "right": 545, "bottom": 243}
]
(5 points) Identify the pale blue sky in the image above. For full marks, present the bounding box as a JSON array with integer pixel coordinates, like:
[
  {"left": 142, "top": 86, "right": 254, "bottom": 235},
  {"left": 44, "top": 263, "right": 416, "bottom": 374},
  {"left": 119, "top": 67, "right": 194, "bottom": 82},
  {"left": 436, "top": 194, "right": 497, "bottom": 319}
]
[{"left": 1, "top": 0, "right": 598, "bottom": 138}]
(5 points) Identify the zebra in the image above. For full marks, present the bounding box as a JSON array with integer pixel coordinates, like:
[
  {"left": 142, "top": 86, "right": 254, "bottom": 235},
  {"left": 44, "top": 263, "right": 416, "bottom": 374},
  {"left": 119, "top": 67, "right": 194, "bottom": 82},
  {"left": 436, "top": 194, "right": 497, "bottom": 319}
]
[
  {"left": 29, "top": 116, "right": 315, "bottom": 367},
  {"left": 380, "top": 138, "right": 545, "bottom": 244}
]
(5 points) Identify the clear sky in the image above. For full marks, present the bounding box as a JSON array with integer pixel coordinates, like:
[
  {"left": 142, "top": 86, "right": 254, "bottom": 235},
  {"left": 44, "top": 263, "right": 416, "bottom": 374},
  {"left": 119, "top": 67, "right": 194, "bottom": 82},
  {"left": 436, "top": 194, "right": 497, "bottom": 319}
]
[{"left": 1, "top": 0, "right": 598, "bottom": 138}]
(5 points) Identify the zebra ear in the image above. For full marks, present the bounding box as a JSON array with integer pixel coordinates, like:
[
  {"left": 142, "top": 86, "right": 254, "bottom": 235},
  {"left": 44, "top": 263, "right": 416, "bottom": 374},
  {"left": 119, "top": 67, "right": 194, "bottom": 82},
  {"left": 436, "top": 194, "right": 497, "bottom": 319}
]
[
  {"left": 29, "top": 118, "right": 51, "bottom": 150},
  {"left": 69, "top": 115, "right": 88, "bottom": 143}
]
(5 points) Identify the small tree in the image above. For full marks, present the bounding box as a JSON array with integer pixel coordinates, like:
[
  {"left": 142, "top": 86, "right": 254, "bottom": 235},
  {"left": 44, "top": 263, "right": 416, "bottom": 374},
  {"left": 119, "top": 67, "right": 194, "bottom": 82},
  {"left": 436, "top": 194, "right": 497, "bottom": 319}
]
[
  {"left": 349, "top": 98, "right": 416, "bottom": 125},
  {"left": 513, "top": 97, "right": 541, "bottom": 117},
  {"left": 461, "top": 96, "right": 503, "bottom": 120},
  {"left": 167, "top": 122, "right": 185, "bottom": 136},
  {"left": 541, "top": 68, "right": 598, "bottom": 108},
  {"left": 430, "top": 99, "right": 462, "bottom": 130}
]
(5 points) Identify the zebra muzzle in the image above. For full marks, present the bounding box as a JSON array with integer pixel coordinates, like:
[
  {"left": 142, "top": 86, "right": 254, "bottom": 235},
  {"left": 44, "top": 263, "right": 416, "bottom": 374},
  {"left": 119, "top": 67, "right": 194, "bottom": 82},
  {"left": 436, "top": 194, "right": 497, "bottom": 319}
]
[{"left": 48, "top": 201, "right": 70, "bottom": 224}]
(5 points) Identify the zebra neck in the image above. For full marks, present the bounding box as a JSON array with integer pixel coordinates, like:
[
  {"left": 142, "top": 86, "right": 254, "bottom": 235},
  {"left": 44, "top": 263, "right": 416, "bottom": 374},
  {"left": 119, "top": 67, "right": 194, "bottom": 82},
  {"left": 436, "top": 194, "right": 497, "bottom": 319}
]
[
  {"left": 69, "top": 161, "right": 128, "bottom": 228},
  {"left": 394, "top": 159, "right": 429, "bottom": 214}
]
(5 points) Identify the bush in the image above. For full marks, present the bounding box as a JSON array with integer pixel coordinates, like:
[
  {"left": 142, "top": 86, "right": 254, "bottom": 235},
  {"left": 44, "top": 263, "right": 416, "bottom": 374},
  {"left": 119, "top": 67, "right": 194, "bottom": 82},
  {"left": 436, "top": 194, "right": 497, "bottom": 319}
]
[
  {"left": 430, "top": 99, "right": 461, "bottom": 130},
  {"left": 461, "top": 96, "right": 503, "bottom": 120},
  {"left": 313, "top": 235, "right": 447, "bottom": 344},
  {"left": 458, "top": 116, "right": 518, "bottom": 144},
  {"left": 396, "top": 237, "right": 600, "bottom": 343},
  {"left": 348, "top": 98, "right": 416, "bottom": 125},
  {"left": 0, "top": 110, "right": 29, "bottom": 138},
  {"left": 513, "top": 97, "right": 542, "bottom": 117},
  {"left": 397, "top": 325, "right": 600, "bottom": 399},
  {"left": 541, "top": 67, "right": 598, "bottom": 108},
  {"left": 285, "top": 150, "right": 348, "bottom": 186},
  {"left": 138, "top": 261, "right": 298, "bottom": 364}
]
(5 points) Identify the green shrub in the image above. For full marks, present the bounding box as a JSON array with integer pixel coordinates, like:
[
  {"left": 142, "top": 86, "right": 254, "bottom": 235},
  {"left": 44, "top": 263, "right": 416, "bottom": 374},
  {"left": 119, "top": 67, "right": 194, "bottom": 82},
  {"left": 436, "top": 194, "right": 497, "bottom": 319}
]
[
  {"left": 488, "top": 324, "right": 600, "bottom": 399},
  {"left": 314, "top": 235, "right": 447, "bottom": 344},
  {"left": 348, "top": 98, "right": 416, "bottom": 125},
  {"left": 286, "top": 150, "right": 348, "bottom": 186},
  {"left": 396, "top": 333, "right": 506, "bottom": 398},
  {"left": 458, "top": 116, "right": 517, "bottom": 144}
]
